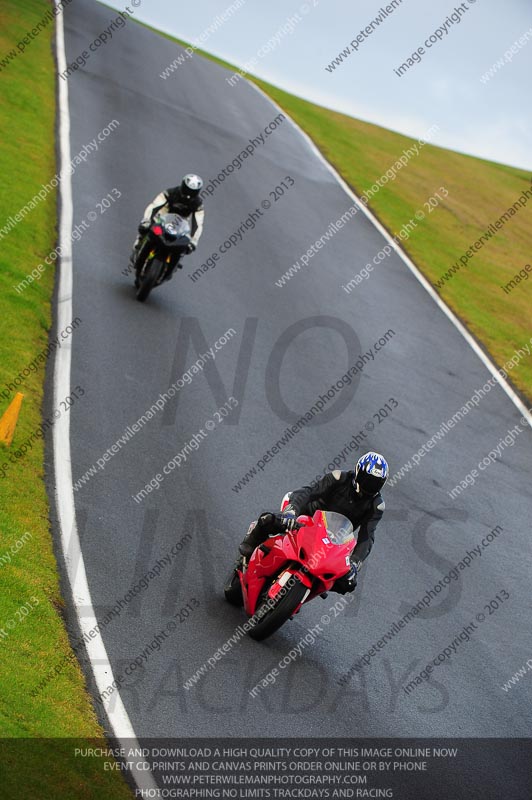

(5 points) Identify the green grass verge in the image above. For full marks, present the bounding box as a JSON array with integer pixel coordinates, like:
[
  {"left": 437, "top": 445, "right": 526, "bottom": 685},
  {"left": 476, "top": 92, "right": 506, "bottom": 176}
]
[
  {"left": 146, "top": 25, "right": 532, "bottom": 401},
  {"left": 0, "top": 1, "right": 131, "bottom": 797}
]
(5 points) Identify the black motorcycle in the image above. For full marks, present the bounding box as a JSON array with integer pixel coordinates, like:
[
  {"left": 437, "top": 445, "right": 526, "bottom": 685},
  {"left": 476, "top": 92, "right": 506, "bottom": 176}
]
[{"left": 134, "top": 213, "right": 192, "bottom": 302}]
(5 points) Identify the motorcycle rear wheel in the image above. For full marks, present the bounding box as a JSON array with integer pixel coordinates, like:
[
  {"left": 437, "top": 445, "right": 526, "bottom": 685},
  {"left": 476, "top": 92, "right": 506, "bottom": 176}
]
[{"left": 248, "top": 575, "right": 307, "bottom": 641}]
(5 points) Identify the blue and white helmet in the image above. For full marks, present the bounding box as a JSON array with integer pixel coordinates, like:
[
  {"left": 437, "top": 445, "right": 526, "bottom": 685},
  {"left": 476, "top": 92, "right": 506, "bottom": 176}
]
[{"left": 354, "top": 451, "right": 388, "bottom": 495}]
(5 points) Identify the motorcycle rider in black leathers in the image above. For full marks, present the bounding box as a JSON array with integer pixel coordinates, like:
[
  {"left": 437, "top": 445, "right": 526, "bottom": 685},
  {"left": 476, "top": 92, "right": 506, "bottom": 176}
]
[
  {"left": 129, "top": 174, "right": 205, "bottom": 277},
  {"left": 238, "top": 452, "right": 389, "bottom": 594}
]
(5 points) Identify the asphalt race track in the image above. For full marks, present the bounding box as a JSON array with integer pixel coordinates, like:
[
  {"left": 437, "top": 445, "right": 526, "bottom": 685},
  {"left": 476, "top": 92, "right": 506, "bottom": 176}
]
[{"left": 54, "top": 0, "right": 531, "bottom": 760}]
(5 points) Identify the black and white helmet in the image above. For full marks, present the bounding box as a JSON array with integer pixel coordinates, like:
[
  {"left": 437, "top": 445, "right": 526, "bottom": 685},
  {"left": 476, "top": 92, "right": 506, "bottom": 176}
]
[{"left": 180, "top": 174, "right": 203, "bottom": 199}]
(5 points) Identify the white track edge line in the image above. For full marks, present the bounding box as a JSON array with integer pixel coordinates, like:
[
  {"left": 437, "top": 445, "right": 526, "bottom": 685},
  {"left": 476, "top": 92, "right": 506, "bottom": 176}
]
[
  {"left": 248, "top": 81, "right": 532, "bottom": 429},
  {"left": 54, "top": 5, "right": 158, "bottom": 793}
]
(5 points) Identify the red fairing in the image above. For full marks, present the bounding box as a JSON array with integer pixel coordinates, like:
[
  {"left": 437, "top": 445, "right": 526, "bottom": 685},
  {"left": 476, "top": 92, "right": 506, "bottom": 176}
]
[
  {"left": 239, "top": 510, "right": 357, "bottom": 617},
  {"left": 151, "top": 224, "right": 163, "bottom": 236}
]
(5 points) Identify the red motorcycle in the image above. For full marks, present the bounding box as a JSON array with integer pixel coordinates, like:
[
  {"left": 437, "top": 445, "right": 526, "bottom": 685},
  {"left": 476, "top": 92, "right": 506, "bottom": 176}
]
[{"left": 224, "top": 508, "right": 357, "bottom": 640}]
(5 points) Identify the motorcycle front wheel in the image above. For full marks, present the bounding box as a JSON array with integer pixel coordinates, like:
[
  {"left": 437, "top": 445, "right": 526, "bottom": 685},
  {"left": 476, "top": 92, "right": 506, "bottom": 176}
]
[
  {"left": 136, "top": 256, "right": 164, "bottom": 302},
  {"left": 248, "top": 575, "right": 307, "bottom": 641}
]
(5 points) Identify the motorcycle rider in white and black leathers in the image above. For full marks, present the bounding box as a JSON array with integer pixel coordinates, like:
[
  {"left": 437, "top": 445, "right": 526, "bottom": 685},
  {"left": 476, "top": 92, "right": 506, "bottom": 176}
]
[
  {"left": 238, "top": 452, "right": 389, "bottom": 594},
  {"left": 129, "top": 174, "right": 205, "bottom": 277}
]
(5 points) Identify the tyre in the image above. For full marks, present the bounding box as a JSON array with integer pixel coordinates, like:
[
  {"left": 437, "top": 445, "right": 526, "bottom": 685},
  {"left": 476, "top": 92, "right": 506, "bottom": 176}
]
[
  {"left": 136, "top": 257, "right": 163, "bottom": 302},
  {"left": 248, "top": 575, "right": 307, "bottom": 641}
]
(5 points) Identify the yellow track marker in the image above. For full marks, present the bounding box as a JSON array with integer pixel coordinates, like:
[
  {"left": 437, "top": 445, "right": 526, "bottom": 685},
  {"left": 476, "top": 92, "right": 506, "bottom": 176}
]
[{"left": 0, "top": 393, "right": 24, "bottom": 446}]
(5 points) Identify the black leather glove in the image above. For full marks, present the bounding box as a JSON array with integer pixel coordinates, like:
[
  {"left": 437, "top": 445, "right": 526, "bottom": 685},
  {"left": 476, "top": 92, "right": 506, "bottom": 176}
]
[
  {"left": 278, "top": 513, "right": 301, "bottom": 532},
  {"left": 186, "top": 242, "right": 196, "bottom": 254},
  {"left": 333, "top": 564, "right": 358, "bottom": 594},
  {"left": 138, "top": 219, "right": 150, "bottom": 234}
]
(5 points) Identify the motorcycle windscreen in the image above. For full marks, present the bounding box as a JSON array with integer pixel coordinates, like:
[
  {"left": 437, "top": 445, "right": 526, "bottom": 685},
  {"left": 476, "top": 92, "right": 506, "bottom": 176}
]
[
  {"left": 158, "top": 213, "right": 191, "bottom": 237},
  {"left": 313, "top": 510, "right": 354, "bottom": 545}
]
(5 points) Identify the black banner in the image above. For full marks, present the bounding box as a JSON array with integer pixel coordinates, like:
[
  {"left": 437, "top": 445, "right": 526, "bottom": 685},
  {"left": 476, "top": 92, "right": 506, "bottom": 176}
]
[{"left": 1, "top": 738, "right": 531, "bottom": 799}]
